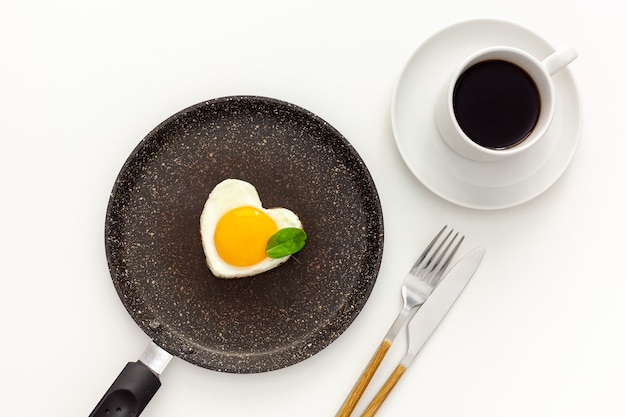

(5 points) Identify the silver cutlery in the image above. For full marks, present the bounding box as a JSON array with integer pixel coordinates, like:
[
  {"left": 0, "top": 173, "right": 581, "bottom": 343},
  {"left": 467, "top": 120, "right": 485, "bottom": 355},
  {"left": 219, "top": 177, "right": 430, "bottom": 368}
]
[
  {"left": 335, "top": 226, "right": 463, "bottom": 417},
  {"left": 359, "top": 246, "right": 485, "bottom": 416}
]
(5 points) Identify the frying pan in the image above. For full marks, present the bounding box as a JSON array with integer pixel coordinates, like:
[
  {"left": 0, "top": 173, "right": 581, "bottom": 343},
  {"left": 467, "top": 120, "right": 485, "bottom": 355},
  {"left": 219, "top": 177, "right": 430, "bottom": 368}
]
[{"left": 89, "top": 96, "right": 384, "bottom": 417}]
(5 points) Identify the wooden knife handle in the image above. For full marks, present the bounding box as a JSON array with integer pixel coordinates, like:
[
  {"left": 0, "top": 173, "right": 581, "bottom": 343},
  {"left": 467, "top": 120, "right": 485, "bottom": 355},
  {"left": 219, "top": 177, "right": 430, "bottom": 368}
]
[{"left": 360, "top": 364, "right": 407, "bottom": 417}]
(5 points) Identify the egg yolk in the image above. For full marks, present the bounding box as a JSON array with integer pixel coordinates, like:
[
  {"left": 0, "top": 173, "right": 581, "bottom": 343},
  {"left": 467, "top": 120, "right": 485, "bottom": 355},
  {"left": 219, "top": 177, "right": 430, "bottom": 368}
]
[{"left": 214, "top": 206, "right": 278, "bottom": 267}]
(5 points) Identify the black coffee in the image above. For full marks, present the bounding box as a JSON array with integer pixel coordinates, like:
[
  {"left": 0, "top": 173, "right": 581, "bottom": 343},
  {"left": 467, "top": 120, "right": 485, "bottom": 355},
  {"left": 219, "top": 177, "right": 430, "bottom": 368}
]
[{"left": 453, "top": 60, "right": 540, "bottom": 150}]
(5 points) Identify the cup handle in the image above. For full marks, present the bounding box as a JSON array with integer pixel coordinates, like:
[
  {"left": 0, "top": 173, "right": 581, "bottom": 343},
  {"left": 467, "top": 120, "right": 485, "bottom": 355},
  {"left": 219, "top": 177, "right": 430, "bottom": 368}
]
[{"left": 542, "top": 45, "right": 578, "bottom": 76}]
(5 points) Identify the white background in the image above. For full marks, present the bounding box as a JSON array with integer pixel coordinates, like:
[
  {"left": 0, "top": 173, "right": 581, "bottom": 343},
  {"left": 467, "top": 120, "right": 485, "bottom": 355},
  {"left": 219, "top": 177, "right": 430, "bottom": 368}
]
[{"left": 2, "top": 1, "right": 625, "bottom": 416}]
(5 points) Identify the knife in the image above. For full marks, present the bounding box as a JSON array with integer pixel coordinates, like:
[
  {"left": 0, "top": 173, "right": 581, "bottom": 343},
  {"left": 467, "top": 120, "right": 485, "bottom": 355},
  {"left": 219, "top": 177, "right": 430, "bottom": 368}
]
[{"left": 360, "top": 246, "right": 486, "bottom": 417}]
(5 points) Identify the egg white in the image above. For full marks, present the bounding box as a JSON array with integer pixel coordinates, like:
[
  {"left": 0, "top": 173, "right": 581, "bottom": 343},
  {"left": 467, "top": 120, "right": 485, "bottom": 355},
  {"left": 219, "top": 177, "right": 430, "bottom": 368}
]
[{"left": 200, "top": 179, "right": 302, "bottom": 279}]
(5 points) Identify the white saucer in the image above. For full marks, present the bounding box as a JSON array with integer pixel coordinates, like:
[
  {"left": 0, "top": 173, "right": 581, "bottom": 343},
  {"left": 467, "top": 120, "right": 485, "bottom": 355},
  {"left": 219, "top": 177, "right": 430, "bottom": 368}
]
[{"left": 391, "top": 18, "right": 582, "bottom": 210}]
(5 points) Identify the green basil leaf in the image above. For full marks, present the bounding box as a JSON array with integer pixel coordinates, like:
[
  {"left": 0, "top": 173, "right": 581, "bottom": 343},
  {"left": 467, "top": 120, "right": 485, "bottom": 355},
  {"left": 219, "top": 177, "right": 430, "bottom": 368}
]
[{"left": 265, "top": 227, "right": 307, "bottom": 259}]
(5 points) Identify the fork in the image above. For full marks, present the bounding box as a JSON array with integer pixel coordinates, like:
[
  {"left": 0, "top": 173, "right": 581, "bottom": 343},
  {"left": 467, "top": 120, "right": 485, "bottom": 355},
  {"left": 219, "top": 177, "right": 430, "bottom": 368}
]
[{"left": 335, "top": 226, "right": 463, "bottom": 417}]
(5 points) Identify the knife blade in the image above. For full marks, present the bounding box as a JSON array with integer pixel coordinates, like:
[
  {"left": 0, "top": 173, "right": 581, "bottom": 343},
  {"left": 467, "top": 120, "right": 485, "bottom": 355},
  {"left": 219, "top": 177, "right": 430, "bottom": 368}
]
[{"left": 402, "top": 246, "right": 485, "bottom": 367}]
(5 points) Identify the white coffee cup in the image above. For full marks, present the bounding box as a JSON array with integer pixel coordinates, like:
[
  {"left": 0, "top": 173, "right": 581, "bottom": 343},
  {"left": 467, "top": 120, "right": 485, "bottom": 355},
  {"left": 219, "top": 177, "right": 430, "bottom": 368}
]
[{"left": 435, "top": 45, "right": 578, "bottom": 162}]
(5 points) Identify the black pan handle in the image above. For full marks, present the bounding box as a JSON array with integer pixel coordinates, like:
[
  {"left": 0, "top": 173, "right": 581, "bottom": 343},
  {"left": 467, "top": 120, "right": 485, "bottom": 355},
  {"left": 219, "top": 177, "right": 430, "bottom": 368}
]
[
  {"left": 89, "top": 342, "right": 173, "bottom": 417},
  {"left": 89, "top": 361, "right": 161, "bottom": 417}
]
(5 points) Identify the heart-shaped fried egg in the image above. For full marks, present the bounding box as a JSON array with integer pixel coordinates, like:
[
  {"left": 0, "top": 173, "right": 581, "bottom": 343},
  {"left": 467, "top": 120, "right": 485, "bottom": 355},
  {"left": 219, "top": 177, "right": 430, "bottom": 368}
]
[{"left": 200, "top": 179, "right": 303, "bottom": 278}]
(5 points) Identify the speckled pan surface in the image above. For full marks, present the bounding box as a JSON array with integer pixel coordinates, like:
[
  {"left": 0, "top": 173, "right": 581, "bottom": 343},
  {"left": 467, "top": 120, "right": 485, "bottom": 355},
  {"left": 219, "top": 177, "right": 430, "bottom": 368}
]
[{"left": 105, "top": 96, "right": 384, "bottom": 373}]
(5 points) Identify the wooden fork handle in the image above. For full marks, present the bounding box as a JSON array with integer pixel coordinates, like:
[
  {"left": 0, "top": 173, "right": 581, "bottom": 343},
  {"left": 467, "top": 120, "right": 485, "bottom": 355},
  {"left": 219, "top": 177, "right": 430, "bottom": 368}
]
[
  {"left": 335, "top": 339, "right": 392, "bottom": 417},
  {"left": 360, "top": 364, "right": 407, "bottom": 417}
]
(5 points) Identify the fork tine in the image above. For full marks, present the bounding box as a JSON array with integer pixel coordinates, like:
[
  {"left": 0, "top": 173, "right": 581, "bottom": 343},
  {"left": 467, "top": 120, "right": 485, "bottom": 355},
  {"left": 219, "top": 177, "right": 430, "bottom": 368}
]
[
  {"left": 438, "top": 234, "right": 464, "bottom": 274},
  {"left": 426, "top": 232, "right": 464, "bottom": 285},
  {"left": 423, "top": 228, "right": 455, "bottom": 272},
  {"left": 409, "top": 225, "right": 447, "bottom": 274}
]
